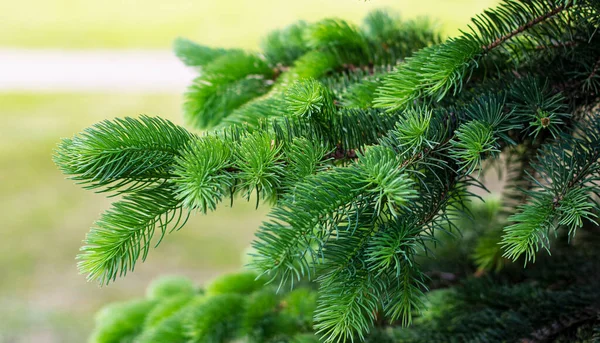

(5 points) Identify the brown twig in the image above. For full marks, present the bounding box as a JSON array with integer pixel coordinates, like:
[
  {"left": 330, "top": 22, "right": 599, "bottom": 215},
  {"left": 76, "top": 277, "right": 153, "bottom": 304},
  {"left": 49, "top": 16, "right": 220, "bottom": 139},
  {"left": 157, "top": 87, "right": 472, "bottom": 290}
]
[
  {"left": 534, "top": 40, "right": 579, "bottom": 50},
  {"left": 519, "top": 308, "right": 599, "bottom": 343},
  {"left": 483, "top": 5, "right": 567, "bottom": 52},
  {"left": 586, "top": 57, "right": 600, "bottom": 84}
]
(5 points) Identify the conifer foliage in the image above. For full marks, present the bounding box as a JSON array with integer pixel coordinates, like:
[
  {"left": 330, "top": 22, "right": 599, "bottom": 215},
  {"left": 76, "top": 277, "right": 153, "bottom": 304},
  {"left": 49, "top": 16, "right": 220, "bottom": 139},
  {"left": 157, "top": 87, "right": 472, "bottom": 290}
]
[
  {"left": 89, "top": 272, "right": 320, "bottom": 343},
  {"left": 54, "top": 1, "right": 600, "bottom": 342}
]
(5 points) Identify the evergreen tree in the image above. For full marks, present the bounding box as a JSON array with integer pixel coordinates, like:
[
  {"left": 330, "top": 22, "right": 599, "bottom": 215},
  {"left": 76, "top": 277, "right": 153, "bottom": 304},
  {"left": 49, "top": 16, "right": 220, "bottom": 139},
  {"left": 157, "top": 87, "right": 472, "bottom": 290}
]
[{"left": 54, "top": 1, "right": 600, "bottom": 342}]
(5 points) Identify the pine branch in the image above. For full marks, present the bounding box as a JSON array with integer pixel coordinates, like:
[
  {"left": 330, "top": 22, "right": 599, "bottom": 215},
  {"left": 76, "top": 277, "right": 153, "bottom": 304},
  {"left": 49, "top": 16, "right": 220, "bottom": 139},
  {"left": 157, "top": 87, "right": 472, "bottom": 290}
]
[
  {"left": 173, "top": 37, "right": 232, "bottom": 67},
  {"left": 53, "top": 5, "right": 600, "bottom": 342},
  {"left": 502, "top": 117, "right": 600, "bottom": 263},
  {"left": 53, "top": 116, "right": 195, "bottom": 194},
  {"left": 252, "top": 167, "right": 370, "bottom": 286},
  {"left": 78, "top": 184, "right": 188, "bottom": 285},
  {"left": 181, "top": 49, "right": 277, "bottom": 129},
  {"left": 172, "top": 135, "right": 234, "bottom": 213},
  {"left": 313, "top": 272, "right": 380, "bottom": 343},
  {"left": 382, "top": 264, "right": 426, "bottom": 327},
  {"left": 261, "top": 21, "right": 310, "bottom": 66},
  {"left": 374, "top": 0, "right": 584, "bottom": 110}
]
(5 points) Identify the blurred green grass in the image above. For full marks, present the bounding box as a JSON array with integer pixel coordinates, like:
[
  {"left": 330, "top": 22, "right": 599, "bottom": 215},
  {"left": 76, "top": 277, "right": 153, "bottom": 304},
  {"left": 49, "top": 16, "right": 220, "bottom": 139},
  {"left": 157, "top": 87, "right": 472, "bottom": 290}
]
[
  {"left": 0, "top": 93, "right": 269, "bottom": 342},
  {"left": 0, "top": 0, "right": 497, "bottom": 49}
]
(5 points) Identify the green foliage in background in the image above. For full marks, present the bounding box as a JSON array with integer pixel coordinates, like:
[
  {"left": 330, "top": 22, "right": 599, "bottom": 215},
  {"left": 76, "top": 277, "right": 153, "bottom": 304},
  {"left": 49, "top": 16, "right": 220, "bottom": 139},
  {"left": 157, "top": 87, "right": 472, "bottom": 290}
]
[
  {"left": 54, "top": 1, "right": 600, "bottom": 342},
  {"left": 90, "top": 271, "right": 319, "bottom": 343}
]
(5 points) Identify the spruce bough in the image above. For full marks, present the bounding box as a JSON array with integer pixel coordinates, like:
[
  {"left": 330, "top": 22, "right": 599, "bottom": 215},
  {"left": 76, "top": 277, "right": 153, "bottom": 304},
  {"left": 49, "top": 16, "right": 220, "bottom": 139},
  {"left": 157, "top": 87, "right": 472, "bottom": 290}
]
[{"left": 54, "top": 2, "right": 600, "bottom": 342}]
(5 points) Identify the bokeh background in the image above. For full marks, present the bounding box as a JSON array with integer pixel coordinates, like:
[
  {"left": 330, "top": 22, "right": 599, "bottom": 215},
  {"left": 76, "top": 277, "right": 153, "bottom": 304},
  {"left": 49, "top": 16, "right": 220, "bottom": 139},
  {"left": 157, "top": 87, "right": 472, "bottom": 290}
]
[{"left": 0, "top": 1, "right": 496, "bottom": 341}]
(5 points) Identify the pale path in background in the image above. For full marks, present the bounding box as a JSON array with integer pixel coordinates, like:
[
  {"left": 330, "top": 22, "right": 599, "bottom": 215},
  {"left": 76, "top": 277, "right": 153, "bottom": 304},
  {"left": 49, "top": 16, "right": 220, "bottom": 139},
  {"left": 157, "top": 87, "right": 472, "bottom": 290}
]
[{"left": 0, "top": 49, "right": 196, "bottom": 92}]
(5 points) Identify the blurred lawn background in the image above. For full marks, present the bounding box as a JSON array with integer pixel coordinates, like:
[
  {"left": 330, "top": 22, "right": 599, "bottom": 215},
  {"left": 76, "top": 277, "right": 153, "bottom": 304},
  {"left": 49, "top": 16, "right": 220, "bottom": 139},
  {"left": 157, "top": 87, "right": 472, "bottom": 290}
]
[{"left": 0, "top": 0, "right": 496, "bottom": 342}]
